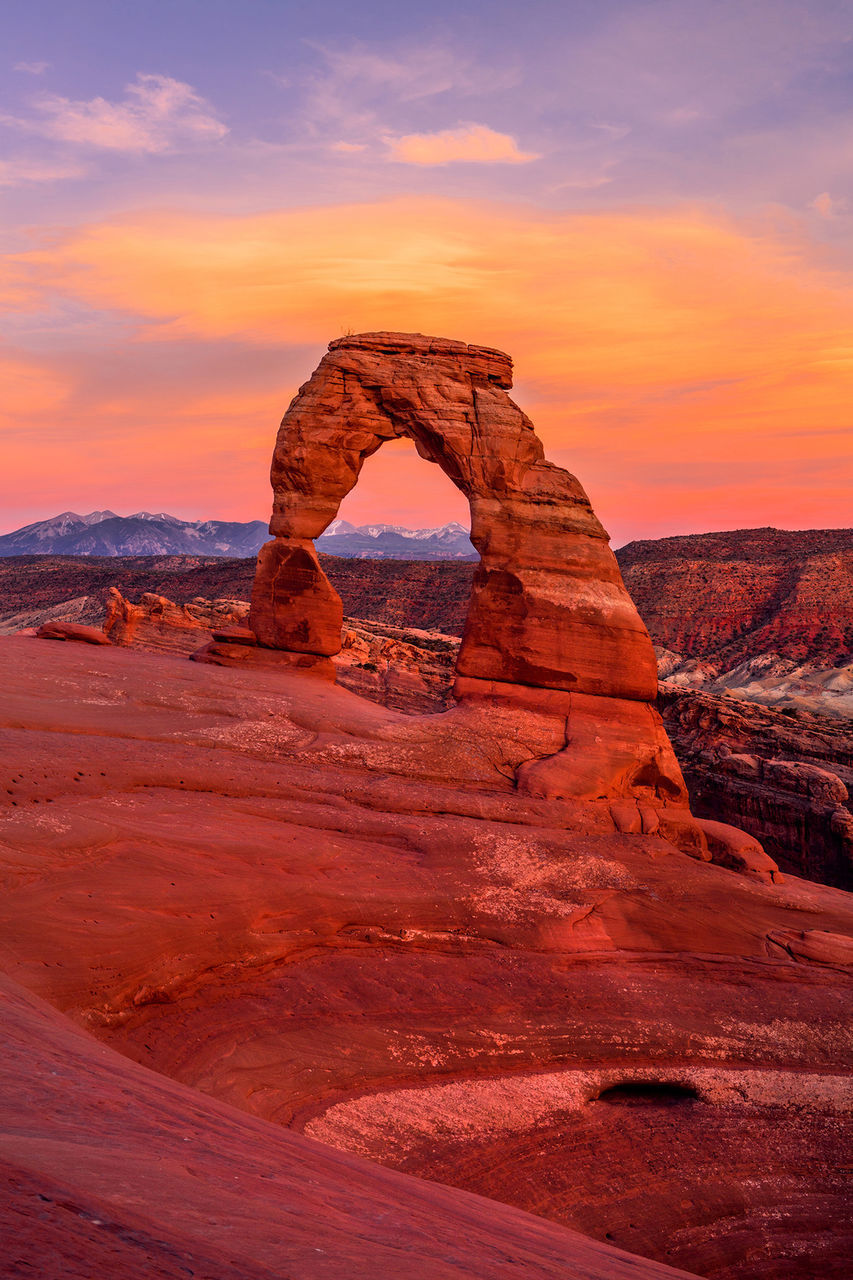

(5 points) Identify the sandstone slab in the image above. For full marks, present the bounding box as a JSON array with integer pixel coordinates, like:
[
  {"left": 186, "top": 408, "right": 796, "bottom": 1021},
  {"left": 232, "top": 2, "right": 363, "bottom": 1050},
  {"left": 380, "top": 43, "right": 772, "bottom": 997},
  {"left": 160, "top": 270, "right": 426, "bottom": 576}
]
[{"left": 1, "top": 636, "right": 851, "bottom": 1280}]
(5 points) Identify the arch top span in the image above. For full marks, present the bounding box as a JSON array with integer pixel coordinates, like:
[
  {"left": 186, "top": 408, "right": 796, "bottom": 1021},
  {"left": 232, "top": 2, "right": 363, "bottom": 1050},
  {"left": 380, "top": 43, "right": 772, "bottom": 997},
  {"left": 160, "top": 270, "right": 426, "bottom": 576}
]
[
  {"left": 250, "top": 330, "right": 660, "bottom": 708},
  {"left": 327, "top": 331, "right": 515, "bottom": 389}
]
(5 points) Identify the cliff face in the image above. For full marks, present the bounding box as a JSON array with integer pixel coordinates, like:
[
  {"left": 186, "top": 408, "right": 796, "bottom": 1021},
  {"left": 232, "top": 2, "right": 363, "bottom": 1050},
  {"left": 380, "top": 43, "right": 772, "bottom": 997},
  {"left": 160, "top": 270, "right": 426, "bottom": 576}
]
[
  {"left": 617, "top": 527, "right": 853, "bottom": 669},
  {"left": 659, "top": 686, "right": 853, "bottom": 889}
]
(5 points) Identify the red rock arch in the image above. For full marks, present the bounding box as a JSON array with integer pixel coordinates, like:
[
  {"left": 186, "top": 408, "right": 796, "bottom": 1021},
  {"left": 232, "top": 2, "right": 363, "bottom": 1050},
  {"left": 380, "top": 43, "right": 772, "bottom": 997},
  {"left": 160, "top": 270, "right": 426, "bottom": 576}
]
[{"left": 250, "top": 331, "right": 658, "bottom": 704}]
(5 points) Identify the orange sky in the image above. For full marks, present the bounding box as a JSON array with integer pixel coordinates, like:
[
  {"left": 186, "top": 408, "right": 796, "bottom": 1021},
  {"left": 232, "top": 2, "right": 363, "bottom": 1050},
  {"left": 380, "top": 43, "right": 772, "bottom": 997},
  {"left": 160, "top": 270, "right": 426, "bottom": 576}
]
[{"left": 4, "top": 196, "right": 852, "bottom": 543}]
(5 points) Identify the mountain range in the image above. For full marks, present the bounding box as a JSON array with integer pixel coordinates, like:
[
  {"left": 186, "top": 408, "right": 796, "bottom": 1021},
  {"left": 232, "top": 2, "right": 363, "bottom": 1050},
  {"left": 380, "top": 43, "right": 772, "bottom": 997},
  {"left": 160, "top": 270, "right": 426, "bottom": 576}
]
[
  {"left": 318, "top": 518, "right": 475, "bottom": 559},
  {"left": 0, "top": 511, "right": 477, "bottom": 560}
]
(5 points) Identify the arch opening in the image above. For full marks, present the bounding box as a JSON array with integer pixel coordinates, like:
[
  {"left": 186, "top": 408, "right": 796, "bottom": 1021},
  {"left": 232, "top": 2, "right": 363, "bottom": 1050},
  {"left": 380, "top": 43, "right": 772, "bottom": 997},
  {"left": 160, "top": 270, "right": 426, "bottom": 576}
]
[
  {"left": 312, "top": 437, "right": 479, "bottom": 715},
  {"left": 329, "top": 436, "right": 475, "bottom": 557}
]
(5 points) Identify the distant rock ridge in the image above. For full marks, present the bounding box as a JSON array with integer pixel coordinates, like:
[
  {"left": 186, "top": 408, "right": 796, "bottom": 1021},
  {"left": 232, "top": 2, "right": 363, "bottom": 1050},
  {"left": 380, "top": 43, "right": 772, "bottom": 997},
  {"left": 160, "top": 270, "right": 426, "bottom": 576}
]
[{"left": 619, "top": 526, "right": 853, "bottom": 670}]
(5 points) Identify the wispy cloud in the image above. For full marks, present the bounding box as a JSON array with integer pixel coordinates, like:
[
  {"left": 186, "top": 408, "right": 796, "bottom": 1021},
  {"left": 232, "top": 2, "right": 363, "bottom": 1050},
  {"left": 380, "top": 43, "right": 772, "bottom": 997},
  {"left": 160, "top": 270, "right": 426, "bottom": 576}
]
[
  {"left": 6, "top": 195, "right": 853, "bottom": 538},
  {"left": 13, "top": 60, "right": 50, "bottom": 75},
  {"left": 0, "top": 157, "right": 86, "bottom": 187},
  {"left": 307, "top": 41, "right": 517, "bottom": 109},
  {"left": 292, "top": 39, "right": 521, "bottom": 155},
  {"left": 385, "top": 124, "right": 539, "bottom": 166},
  {"left": 8, "top": 73, "right": 227, "bottom": 153}
]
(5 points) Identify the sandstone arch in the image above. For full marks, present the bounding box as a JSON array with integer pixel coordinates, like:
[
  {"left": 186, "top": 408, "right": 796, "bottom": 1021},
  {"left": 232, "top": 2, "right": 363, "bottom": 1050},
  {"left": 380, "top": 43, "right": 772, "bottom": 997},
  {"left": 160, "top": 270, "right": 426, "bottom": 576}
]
[
  {"left": 244, "top": 331, "right": 692, "bottom": 805},
  {"left": 250, "top": 331, "right": 657, "bottom": 703}
]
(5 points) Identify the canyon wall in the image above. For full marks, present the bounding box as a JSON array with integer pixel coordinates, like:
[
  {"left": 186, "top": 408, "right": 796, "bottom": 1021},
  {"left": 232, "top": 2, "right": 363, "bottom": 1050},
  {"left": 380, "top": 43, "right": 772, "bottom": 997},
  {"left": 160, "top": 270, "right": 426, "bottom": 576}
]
[{"left": 618, "top": 527, "right": 853, "bottom": 669}]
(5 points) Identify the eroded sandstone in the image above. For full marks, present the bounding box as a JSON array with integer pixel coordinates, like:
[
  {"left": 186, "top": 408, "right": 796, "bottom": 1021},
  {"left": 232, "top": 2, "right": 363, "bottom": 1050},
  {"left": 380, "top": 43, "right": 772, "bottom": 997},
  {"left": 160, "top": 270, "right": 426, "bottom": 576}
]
[
  {"left": 248, "top": 332, "right": 680, "bottom": 804},
  {"left": 660, "top": 685, "right": 853, "bottom": 888}
]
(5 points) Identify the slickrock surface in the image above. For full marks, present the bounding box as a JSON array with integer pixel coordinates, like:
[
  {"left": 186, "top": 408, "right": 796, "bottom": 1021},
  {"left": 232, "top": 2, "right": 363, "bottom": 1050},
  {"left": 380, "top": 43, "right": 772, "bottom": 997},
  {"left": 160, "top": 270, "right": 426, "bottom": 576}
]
[
  {"left": 1, "top": 635, "right": 851, "bottom": 1279},
  {"left": 93, "top": 588, "right": 853, "bottom": 886},
  {"left": 249, "top": 332, "right": 681, "bottom": 805},
  {"left": 660, "top": 686, "right": 853, "bottom": 889},
  {"left": 4, "top": 973, "right": 697, "bottom": 1280}
]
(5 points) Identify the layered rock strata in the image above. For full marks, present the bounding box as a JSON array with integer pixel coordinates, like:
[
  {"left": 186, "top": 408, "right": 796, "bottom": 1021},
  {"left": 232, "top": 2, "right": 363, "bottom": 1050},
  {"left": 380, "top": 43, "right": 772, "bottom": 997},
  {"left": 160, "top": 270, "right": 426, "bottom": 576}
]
[
  {"left": 660, "top": 686, "right": 853, "bottom": 889},
  {"left": 248, "top": 332, "right": 681, "bottom": 804},
  {"left": 103, "top": 588, "right": 458, "bottom": 714},
  {"left": 618, "top": 527, "right": 853, "bottom": 670}
]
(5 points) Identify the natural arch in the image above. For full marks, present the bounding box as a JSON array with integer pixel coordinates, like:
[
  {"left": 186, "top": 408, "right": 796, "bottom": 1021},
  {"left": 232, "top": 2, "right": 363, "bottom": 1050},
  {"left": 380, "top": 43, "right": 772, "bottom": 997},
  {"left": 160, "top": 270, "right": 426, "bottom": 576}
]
[{"left": 249, "top": 331, "right": 658, "bottom": 704}]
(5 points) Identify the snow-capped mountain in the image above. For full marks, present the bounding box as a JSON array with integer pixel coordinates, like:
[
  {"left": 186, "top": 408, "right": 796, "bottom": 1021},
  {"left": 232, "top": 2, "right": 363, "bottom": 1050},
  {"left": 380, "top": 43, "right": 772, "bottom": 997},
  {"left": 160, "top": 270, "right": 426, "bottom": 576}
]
[
  {"left": 0, "top": 511, "right": 269, "bottom": 558},
  {"left": 0, "top": 512, "right": 477, "bottom": 560},
  {"left": 316, "top": 520, "right": 475, "bottom": 559}
]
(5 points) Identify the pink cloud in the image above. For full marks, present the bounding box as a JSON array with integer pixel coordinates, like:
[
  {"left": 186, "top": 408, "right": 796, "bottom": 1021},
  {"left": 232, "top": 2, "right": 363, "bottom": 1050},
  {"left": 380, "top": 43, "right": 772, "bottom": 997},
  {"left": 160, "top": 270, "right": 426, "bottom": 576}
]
[
  {"left": 19, "top": 73, "right": 227, "bottom": 154},
  {"left": 0, "top": 157, "right": 86, "bottom": 187},
  {"left": 385, "top": 123, "right": 539, "bottom": 166},
  {"left": 811, "top": 192, "right": 847, "bottom": 219}
]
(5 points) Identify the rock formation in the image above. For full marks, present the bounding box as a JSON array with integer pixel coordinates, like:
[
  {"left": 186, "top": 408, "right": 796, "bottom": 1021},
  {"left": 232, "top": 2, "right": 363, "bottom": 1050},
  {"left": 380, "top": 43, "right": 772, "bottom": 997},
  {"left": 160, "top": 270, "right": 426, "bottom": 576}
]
[
  {"left": 7, "top": 972, "right": 678, "bottom": 1280},
  {"left": 104, "top": 586, "right": 251, "bottom": 655},
  {"left": 104, "top": 586, "right": 458, "bottom": 714},
  {"left": 334, "top": 619, "right": 458, "bottom": 712},
  {"left": 3, "top": 337, "right": 852, "bottom": 1280},
  {"left": 248, "top": 332, "right": 682, "bottom": 804},
  {"left": 96, "top": 585, "right": 850, "bottom": 886},
  {"left": 35, "top": 620, "right": 112, "bottom": 645},
  {"left": 0, "top": 553, "right": 476, "bottom": 637}
]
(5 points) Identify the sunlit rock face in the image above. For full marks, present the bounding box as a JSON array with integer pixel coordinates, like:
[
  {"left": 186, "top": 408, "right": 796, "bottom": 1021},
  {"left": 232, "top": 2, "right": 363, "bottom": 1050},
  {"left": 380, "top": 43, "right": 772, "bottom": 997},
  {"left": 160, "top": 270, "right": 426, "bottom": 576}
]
[{"left": 249, "top": 332, "right": 683, "bottom": 805}]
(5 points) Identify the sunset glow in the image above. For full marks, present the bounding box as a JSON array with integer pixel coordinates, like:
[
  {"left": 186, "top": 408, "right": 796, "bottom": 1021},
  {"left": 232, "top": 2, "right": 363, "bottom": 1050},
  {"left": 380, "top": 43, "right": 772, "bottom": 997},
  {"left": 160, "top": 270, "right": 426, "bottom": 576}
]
[{"left": 2, "top": 1, "right": 851, "bottom": 542}]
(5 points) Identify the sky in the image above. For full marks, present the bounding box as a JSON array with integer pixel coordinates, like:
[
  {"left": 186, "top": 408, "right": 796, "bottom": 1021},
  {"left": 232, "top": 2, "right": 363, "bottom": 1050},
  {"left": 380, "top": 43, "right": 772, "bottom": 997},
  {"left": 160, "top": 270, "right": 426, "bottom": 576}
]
[{"left": 1, "top": 0, "right": 851, "bottom": 545}]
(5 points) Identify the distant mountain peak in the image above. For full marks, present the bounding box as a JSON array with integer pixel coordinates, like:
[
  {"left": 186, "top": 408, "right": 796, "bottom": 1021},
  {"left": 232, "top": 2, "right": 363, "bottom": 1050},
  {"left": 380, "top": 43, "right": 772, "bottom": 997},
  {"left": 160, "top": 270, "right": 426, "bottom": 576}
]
[
  {"left": 0, "top": 511, "right": 478, "bottom": 561},
  {"left": 81, "top": 510, "right": 119, "bottom": 525}
]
